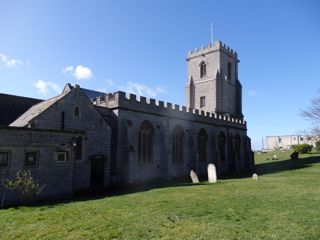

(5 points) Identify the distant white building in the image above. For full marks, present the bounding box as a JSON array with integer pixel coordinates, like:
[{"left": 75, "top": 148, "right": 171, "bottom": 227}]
[{"left": 266, "top": 135, "right": 316, "bottom": 150}]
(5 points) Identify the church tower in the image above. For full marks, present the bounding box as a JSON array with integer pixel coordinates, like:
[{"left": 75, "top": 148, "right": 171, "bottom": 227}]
[{"left": 186, "top": 40, "right": 243, "bottom": 118}]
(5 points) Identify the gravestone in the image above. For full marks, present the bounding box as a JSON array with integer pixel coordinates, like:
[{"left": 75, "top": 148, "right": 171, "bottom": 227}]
[
  {"left": 207, "top": 163, "right": 217, "bottom": 183},
  {"left": 252, "top": 173, "right": 259, "bottom": 180},
  {"left": 190, "top": 170, "right": 199, "bottom": 183}
]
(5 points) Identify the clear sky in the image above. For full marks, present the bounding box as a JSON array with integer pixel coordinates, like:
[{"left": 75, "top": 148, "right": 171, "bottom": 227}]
[{"left": 0, "top": 0, "right": 319, "bottom": 149}]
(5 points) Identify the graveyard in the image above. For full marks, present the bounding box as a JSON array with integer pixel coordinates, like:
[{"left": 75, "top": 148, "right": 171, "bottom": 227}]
[{"left": 0, "top": 150, "right": 319, "bottom": 239}]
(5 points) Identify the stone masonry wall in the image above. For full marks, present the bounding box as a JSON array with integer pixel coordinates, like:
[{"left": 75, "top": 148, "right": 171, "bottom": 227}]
[
  {"left": 0, "top": 127, "right": 77, "bottom": 206},
  {"left": 22, "top": 87, "right": 111, "bottom": 190}
]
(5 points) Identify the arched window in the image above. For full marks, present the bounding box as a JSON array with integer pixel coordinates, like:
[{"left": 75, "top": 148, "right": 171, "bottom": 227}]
[
  {"left": 138, "top": 121, "right": 154, "bottom": 163},
  {"left": 172, "top": 125, "right": 184, "bottom": 163},
  {"left": 75, "top": 136, "right": 83, "bottom": 160},
  {"left": 234, "top": 134, "right": 241, "bottom": 162},
  {"left": 198, "top": 129, "right": 207, "bottom": 162},
  {"left": 74, "top": 106, "right": 80, "bottom": 117},
  {"left": 200, "top": 61, "right": 207, "bottom": 78},
  {"left": 227, "top": 62, "right": 232, "bottom": 80},
  {"left": 218, "top": 132, "right": 226, "bottom": 163}
]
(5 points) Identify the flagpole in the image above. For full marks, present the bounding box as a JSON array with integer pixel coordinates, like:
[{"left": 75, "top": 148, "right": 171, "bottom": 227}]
[{"left": 210, "top": 22, "right": 214, "bottom": 45}]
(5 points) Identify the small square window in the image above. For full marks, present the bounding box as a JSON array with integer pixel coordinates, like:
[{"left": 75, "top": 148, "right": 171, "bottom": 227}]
[
  {"left": 56, "top": 152, "right": 68, "bottom": 162},
  {"left": 0, "top": 152, "right": 9, "bottom": 167},
  {"left": 25, "top": 152, "right": 38, "bottom": 166},
  {"left": 200, "top": 96, "right": 206, "bottom": 108}
]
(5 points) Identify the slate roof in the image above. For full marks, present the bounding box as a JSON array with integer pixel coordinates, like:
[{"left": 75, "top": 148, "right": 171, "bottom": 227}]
[
  {"left": 10, "top": 92, "right": 68, "bottom": 127},
  {"left": 63, "top": 83, "right": 105, "bottom": 100},
  {"left": 0, "top": 93, "right": 42, "bottom": 126},
  {"left": 82, "top": 88, "right": 106, "bottom": 100}
]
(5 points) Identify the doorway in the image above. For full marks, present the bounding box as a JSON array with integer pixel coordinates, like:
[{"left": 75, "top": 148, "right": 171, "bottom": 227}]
[{"left": 91, "top": 155, "right": 105, "bottom": 187}]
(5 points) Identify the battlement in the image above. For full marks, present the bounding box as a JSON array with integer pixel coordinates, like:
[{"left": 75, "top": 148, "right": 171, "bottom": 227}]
[
  {"left": 187, "top": 40, "right": 238, "bottom": 59},
  {"left": 94, "top": 91, "right": 246, "bottom": 128}
]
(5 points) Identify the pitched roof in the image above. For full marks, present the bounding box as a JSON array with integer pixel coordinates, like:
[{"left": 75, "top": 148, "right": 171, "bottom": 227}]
[
  {"left": 10, "top": 92, "right": 68, "bottom": 127},
  {"left": 0, "top": 93, "right": 43, "bottom": 126}
]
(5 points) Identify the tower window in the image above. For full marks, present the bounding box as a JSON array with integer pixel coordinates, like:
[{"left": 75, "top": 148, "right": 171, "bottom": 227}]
[
  {"left": 227, "top": 62, "right": 232, "bottom": 80},
  {"left": 200, "top": 61, "right": 207, "bottom": 78},
  {"left": 200, "top": 96, "right": 206, "bottom": 108}
]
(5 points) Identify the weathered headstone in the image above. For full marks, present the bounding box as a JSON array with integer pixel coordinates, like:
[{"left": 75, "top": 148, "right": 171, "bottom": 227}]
[
  {"left": 207, "top": 163, "right": 217, "bottom": 183},
  {"left": 252, "top": 173, "right": 259, "bottom": 180},
  {"left": 190, "top": 170, "right": 199, "bottom": 183}
]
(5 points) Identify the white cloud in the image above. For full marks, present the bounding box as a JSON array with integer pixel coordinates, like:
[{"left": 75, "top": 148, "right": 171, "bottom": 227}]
[
  {"left": 96, "top": 79, "right": 115, "bottom": 93},
  {"left": 62, "top": 65, "right": 74, "bottom": 73},
  {"left": 105, "top": 78, "right": 114, "bottom": 87},
  {"left": 120, "top": 82, "right": 168, "bottom": 98},
  {"left": 248, "top": 90, "right": 257, "bottom": 96},
  {"left": 155, "top": 85, "right": 168, "bottom": 94},
  {"left": 33, "top": 80, "right": 61, "bottom": 95},
  {"left": 0, "top": 53, "right": 25, "bottom": 68},
  {"left": 62, "top": 65, "right": 93, "bottom": 80}
]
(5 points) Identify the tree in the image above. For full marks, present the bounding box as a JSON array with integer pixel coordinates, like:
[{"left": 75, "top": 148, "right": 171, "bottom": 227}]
[
  {"left": 301, "top": 91, "right": 320, "bottom": 140},
  {"left": 301, "top": 90, "right": 320, "bottom": 124}
]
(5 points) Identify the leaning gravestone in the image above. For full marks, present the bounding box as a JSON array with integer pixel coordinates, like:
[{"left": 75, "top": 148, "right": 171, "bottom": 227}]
[
  {"left": 190, "top": 170, "right": 199, "bottom": 183},
  {"left": 252, "top": 173, "right": 259, "bottom": 180},
  {"left": 207, "top": 163, "right": 217, "bottom": 183}
]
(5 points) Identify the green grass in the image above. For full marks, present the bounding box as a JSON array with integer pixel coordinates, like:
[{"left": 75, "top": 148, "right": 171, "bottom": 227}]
[{"left": 1, "top": 151, "right": 320, "bottom": 240}]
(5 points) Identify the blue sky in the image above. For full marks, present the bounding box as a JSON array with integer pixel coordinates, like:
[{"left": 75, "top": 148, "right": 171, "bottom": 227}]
[{"left": 0, "top": 0, "right": 319, "bottom": 149}]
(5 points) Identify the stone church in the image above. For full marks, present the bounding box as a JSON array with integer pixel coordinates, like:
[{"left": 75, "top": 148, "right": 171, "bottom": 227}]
[{"left": 0, "top": 40, "right": 253, "bottom": 206}]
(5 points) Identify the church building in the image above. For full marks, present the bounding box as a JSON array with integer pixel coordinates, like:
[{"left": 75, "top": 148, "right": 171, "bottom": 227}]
[{"left": 0, "top": 40, "right": 253, "bottom": 206}]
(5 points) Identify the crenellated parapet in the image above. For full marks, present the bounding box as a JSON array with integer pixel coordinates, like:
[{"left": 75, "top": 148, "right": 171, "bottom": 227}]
[
  {"left": 187, "top": 40, "right": 238, "bottom": 60},
  {"left": 94, "top": 91, "right": 246, "bottom": 129}
]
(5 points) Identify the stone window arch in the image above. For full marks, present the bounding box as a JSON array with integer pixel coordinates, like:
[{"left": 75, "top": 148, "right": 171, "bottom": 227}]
[
  {"left": 138, "top": 120, "right": 154, "bottom": 163},
  {"left": 200, "top": 61, "right": 207, "bottom": 78},
  {"left": 234, "top": 134, "right": 241, "bottom": 162},
  {"left": 218, "top": 132, "right": 226, "bottom": 163},
  {"left": 172, "top": 125, "right": 184, "bottom": 163},
  {"left": 227, "top": 62, "right": 232, "bottom": 80},
  {"left": 74, "top": 106, "right": 80, "bottom": 117},
  {"left": 198, "top": 128, "right": 208, "bottom": 162}
]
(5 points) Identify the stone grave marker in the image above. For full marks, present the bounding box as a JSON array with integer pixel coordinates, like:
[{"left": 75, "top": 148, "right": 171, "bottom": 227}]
[
  {"left": 190, "top": 170, "right": 199, "bottom": 183},
  {"left": 252, "top": 173, "right": 259, "bottom": 180},
  {"left": 207, "top": 163, "right": 217, "bottom": 183}
]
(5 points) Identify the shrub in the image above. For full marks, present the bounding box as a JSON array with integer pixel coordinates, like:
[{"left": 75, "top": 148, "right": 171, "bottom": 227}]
[
  {"left": 4, "top": 170, "right": 45, "bottom": 199},
  {"left": 316, "top": 141, "right": 320, "bottom": 152},
  {"left": 292, "top": 144, "right": 313, "bottom": 154},
  {"left": 290, "top": 151, "right": 299, "bottom": 160}
]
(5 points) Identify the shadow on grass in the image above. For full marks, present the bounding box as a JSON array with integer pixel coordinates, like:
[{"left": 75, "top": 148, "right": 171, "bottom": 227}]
[
  {"left": 4, "top": 155, "right": 319, "bottom": 209},
  {"left": 255, "top": 155, "right": 320, "bottom": 175},
  {"left": 2, "top": 177, "right": 207, "bottom": 209}
]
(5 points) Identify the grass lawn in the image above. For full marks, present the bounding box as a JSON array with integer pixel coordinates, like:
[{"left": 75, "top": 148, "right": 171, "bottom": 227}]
[{"left": 1, "top": 151, "right": 320, "bottom": 239}]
